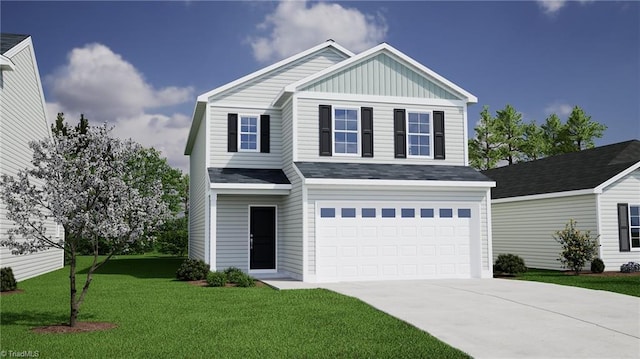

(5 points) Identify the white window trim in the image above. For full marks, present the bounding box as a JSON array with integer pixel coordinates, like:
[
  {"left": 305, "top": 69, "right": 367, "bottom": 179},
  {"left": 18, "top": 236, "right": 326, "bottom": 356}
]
[
  {"left": 406, "top": 109, "right": 434, "bottom": 159},
  {"left": 238, "top": 114, "right": 260, "bottom": 153},
  {"left": 629, "top": 204, "right": 640, "bottom": 251},
  {"left": 332, "top": 107, "right": 360, "bottom": 157}
]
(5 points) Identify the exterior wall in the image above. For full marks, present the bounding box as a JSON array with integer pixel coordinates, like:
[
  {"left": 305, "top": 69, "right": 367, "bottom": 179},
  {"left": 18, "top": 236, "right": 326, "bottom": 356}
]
[
  {"left": 215, "top": 195, "right": 284, "bottom": 272},
  {"left": 492, "top": 194, "right": 598, "bottom": 270},
  {"left": 212, "top": 48, "right": 347, "bottom": 107},
  {"left": 305, "top": 187, "right": 490, "bottom": 276},
  {"left": 188, "top": 115, "right": 207, "bottom": 261},
  {"left": 301, "top": 53, "right": 459, "bottom": 99},
  {"left": 0, "top": 41, "right": 63, "bottom": 281},
  {"left": 280, "top": 98, "right": 294, "bottom": 166},
  {"left": 296, "top": 96, "right": 466, "bottom": 165},
  {"left": 209, "top": 106, "right": 282, "bottom": 169},
  {"left": 599, "top": 169, "right": 640, "bottom": 268}
]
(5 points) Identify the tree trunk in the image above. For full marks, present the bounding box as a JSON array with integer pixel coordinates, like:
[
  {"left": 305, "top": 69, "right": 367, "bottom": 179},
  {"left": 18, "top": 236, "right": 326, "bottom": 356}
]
[{"left": 69, "top": 254, "right": 78, "bottom": 327}]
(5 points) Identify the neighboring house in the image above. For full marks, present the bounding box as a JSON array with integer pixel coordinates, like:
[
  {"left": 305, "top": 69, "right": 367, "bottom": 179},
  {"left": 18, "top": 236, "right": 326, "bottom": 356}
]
[
  {"left": 483, "top": 140, "right": 640, "bottom": 270},
  {"left": 185, "top": 41, "right": 495, "bottom": 282},
  {"left": 0, "top": 33, "right": 64, "bottom": 280}
]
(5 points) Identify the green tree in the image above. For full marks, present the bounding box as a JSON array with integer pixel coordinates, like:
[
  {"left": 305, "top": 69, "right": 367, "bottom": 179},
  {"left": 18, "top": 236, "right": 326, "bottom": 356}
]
[
  {"left": 494, "top": 104, "right": 526, "bottom": 165},
  {"left": 540, "top": 114, "right": 566, "bottom": 156},
  {"left": 468, "top": 106, "right": 503, "bottom": 170},
  {"left": 520, "top": 121, "right": 545, "bottom": 161},
  {"left": 563, "top": 106, "right": 606, "bottom": 152}
]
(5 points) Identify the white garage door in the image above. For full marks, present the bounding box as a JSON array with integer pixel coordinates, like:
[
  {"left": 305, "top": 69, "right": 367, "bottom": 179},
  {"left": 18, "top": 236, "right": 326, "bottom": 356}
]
[{"left": 316, "top": 202, "right": 477, "bottom": 282}]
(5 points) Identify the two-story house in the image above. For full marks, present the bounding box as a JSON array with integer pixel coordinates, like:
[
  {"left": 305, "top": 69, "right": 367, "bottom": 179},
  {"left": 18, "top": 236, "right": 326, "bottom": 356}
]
[
  {"left": 185, "top": 41, "right": 495, "bottom": 282},
  {"left": 1, "top": 33, "right": 64, "bottom": 280}
]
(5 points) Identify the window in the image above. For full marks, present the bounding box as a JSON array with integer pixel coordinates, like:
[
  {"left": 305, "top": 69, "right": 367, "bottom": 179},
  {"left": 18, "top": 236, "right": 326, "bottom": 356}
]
[
  {"left": 458, "top": 209, "right": 471, "bottom": 218},
  {"left": 382, "top": 208, "right": 396, "bottom": 218},
  {"left": 239, "top": 116, "right": 259, "bottom": 151},
  {"left": 631, "top": 205, "right": 640, "bottom": 249},
  {"left": 407, "top": 111, "right": 431, "bottom": 157},
  {"left": 341, "top": 208, "right": 356, "bottom": 218},
  {"left": 420, "top": 208, "right": 434, "bottom": 218},
  {"left": 401, "top": 208, "right": 415, "bottom": 218},
  {"left": 320, "top": 208, "right": 335, "bottom": 218},
  {"left": 334, "top": 108, "right": 359, "bottom": 155},
  {"left": 362, "top": 208, "right": 376, "bottom": 218},
  {"left": 439, "top": 208, "right": 453, "bottom": 218}
]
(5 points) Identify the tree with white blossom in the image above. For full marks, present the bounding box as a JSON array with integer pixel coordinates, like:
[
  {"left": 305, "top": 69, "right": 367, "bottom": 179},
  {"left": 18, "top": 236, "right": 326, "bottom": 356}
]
[{"left": 0, "top": 120, "right": 168, "bottom": 327}]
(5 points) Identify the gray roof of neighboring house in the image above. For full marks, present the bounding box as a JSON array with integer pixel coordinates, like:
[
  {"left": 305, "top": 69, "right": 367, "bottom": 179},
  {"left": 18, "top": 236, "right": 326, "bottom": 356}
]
[
  {"left": 481, "top": 140, "right": 640, "bottom": 200},
  {"left": 294, "top": 162, "right": 492, "bottom": 182},
  {"left": 208, "top": 168, "right": 291, "bottom": 184},
  {"left": 1, "top": 33, "right": 29, "bottom": 55}
]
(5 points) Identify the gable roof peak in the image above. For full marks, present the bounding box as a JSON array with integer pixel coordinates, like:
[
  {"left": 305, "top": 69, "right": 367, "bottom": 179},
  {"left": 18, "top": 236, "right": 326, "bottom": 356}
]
[{"left": 1, "top": 33, "right": 30, "bottom": 55}]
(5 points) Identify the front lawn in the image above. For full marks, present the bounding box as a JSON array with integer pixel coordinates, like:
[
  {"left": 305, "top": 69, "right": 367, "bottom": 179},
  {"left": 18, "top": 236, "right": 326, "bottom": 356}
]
[
  {"left": 0, "top": 255, "right": 468, "bottom": 358},
  {"left": 515, "top": 269, "right": 640, "bottom": 297}
]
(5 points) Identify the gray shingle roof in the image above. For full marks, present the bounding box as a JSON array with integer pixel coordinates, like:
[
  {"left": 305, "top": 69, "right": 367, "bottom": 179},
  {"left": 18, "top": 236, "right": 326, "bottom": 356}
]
[
  {"left": 482, "top": 140, "right": 640, "bottom": 200},
  {"left": 208, "top": 168, "right": 290, "bottom": 184},
  {"left": 295, "top": 162, "right": 492, "bottom": 182},
  {"left": 1, "top": 33, "right": 29, "bottom": 55}
]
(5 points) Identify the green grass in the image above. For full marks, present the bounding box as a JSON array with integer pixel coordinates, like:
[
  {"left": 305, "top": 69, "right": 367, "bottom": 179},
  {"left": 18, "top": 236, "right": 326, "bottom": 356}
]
[
  {"left": 515, "top": 269, "right": 640, "bottom": 297},
  {"left": 1, "top": 255, "right": 468, "bottom": 358}
]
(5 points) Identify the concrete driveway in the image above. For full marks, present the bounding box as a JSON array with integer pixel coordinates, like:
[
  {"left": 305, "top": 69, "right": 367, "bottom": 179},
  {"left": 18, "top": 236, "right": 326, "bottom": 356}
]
[{"left": 320, "top": 279, "right": 640, "bottom": 359}]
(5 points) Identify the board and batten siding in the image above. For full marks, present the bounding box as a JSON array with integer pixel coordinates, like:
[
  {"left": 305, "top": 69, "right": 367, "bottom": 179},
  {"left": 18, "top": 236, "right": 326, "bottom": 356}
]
[
  {"left": 305, "top": 188, "right": 490, "bottom": 276},
  {"left": 0, "top": 42, "right": 63, "bottom": 281},
  {"left": 599, "top": 169, "right": 640, "bottom": 268},
  {"left": 211, "top": 48, "right": 348, "bottom": 107},
  {"left": 301, "top": 53, "right": 459, "bottom": 100},
  {"left": 296, "top": 97, "right": 465, "bottom": 165},
  {"left": 492, "top": 194, "right": 598, "bottom": 270},
  {"left": 215, "top": 195, "right": 283, "bottom": 272},
  {"left": 209, "top": 106, "right": 283, "bottom": 169},
  {"left": 188, "top": 114, "right": 208, "bottom": 261}
]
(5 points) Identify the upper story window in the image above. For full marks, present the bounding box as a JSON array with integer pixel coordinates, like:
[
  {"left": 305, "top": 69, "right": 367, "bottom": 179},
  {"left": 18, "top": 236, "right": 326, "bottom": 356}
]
[
  {"left": 239, "top": 115, "right": 259, "bottom": 152},
  {"left": 407, "top": 111, "right": 431, "bottom": 157},
  {"left": 334, "top": 108, "right": 359, "bottom": 155}
]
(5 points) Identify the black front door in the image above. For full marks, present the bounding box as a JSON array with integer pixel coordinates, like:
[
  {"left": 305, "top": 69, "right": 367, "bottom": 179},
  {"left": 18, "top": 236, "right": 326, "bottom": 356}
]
[{"left": 250, "top": 206, "right": 276, "bottom": 270}]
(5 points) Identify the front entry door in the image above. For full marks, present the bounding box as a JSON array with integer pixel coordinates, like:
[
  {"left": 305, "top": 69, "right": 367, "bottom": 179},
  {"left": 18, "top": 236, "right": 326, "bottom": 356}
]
[{"left": 250, "top": 206, "right": 276, "bottom": 270}]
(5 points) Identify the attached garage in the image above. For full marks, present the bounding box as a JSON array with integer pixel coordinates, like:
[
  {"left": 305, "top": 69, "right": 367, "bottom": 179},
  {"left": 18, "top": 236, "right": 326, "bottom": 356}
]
[{"left": 315, "top": 202, "right": 479, "bottom": 282}]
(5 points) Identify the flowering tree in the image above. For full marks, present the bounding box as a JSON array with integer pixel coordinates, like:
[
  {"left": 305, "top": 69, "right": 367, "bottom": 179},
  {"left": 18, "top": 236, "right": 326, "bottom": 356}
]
[
  {"left": 554, "top": 219, "right": 599, "bottom": 275},
  {"left": 0, "top": 123, "right": 168, "bottom": 327}
]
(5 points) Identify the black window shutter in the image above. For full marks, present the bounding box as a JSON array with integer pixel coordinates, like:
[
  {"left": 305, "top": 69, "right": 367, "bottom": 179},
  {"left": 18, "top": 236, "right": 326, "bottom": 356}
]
[
  {"left": 393, "top": 109, "right": 406, "bottom": 158},
  {"left": 227, "top": 113, "right": 238, "bottom": 152},
  {"left": 260, "top": 114, "right": 270, "bottom": 153},
  {"left": 319, "top": 105, "right": 332, "bottom": 156},
  {"left": 433, "top": 111, "right": 445, "bottom": 159},
  {"left": 618, "top": 203, "right": 630, "bottom": 252},
  {"left": 361, "top": 107, "right": 374, "bottom": 157}
]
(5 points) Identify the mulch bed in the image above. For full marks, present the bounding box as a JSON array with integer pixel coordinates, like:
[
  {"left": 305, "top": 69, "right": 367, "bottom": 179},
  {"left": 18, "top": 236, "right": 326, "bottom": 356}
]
[
  {"left": 31, "top": 322, "right": 117, "bottom": 334},
  {"left": 562, "top": 271, "right": 640, "bottom": 277},
  {"left": 187, "top": 279, "right": 267, "bottom": 288},
  {"left": 0, "top": 289, "right": 24, "bottom": 296}
]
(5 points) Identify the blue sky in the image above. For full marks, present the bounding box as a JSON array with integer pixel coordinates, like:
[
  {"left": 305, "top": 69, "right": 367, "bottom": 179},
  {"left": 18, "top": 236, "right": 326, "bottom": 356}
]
[{"left": 2, "top": 1, "right": 638, "bottom": 171}]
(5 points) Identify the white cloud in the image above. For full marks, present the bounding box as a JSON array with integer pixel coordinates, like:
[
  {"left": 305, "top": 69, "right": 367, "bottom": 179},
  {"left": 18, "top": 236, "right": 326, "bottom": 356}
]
[
  {"left": 544, "top": 102, "right": 573, "bottom": 117},
  {"left": 249, "top": 0, "right": 387, "bottom": 62},
  {"left": 45, "top": 44, "right": 193, "bottom": 172},
  {"left": 537, "top": 0, "right": 594, "bottom": 15}
]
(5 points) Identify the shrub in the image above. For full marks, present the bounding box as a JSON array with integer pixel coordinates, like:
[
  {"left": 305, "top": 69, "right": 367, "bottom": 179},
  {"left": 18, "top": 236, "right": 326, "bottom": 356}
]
[
  {"left": 620, "top": 262, "right": 640, "bottom": 273},
  {"left": 206, "top": 271, "right": 227, "bottom": 287},
  {"left": 156, "top": 217, "right": 188, "bottom": 256},
  {"left": 554, "top": 219, "right": 599, "bottom": 275},
  {"left": 590, "top": 258, "right": 605, "bottom": 273},
  {"left": 1, "top": 267, "right": 17, "bottom": 292},
  {"left": 222, "top": 267, "right": 255, "bottom": 287},
  {"left": 494, "top": 254, "right": 527, "bottom": 275},
  {"left": 176, "top": 258, "right": 209, "bottom": 281}
]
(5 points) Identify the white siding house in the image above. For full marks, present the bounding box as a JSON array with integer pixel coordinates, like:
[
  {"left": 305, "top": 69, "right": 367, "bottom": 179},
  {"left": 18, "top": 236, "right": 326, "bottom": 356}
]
[
  {"left": 0, "top": 34, "right": 64, "bottom": 280},
  {"left": 185, "top": 41, "right": 495, "bottom": 282},
  {"left": 483, "top": 140, "right": 640, "bottom": 271}
]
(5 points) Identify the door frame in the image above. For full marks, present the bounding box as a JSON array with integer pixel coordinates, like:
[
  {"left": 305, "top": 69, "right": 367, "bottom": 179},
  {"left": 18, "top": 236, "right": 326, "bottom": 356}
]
[{"left": 247, "top": 205, "right": 278, "bottom": 273}]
